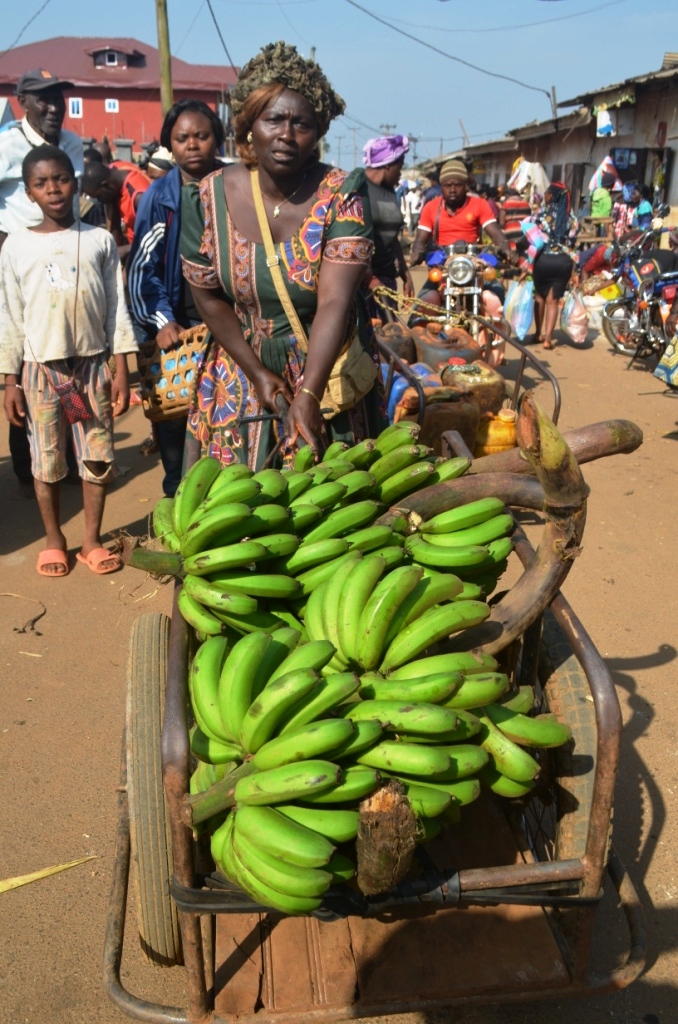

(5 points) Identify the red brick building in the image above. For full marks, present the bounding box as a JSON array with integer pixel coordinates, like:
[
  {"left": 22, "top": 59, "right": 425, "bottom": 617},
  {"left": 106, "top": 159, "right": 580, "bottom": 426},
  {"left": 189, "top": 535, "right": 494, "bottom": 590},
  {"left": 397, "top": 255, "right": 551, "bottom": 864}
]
[{"left": 0, "top": 36, "right": 237, "bottom": 155}]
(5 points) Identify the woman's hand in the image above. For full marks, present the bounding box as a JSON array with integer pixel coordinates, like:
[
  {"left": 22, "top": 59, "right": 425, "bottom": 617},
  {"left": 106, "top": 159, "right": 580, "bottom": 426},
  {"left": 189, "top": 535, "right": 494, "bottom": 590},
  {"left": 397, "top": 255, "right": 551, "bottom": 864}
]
[
  {"left": 251, "top": 366, "right": 294, "bottom": 413},
  {"left": 286, "top": 389, "right": 325, "bottom": 454},
  {"left": 402, "top": 269, "right": 415, "bottom": 299}
]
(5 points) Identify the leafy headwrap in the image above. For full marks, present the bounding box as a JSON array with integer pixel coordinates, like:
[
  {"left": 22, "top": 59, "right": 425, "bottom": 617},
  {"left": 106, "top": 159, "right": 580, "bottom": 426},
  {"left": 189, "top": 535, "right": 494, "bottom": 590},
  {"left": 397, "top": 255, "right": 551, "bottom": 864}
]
[{"left": 230, "top": 41, "right": 345, "bottom": 135}]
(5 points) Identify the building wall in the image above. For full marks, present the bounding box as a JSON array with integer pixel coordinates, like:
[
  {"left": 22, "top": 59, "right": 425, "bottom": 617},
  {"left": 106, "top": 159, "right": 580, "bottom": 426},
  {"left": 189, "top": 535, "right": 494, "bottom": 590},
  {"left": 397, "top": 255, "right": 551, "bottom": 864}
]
[
  {"left": 516, "top": 85, "right": 678, "bottom": 208},
  {"left": 467, "top": 81, "right": 678, "bottom": 217},
  {"left": 0, "top": 88, "right": 221, "bottom": 151}
]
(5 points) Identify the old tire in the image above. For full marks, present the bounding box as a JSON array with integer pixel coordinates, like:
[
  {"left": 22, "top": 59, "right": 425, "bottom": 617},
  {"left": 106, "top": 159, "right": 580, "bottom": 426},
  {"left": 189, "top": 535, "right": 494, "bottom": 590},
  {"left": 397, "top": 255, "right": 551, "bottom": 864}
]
[
  {"left": 126, "top": 612, "right": 182, "bottom": 967},
  {"left": 523, "top": 607, "right": 601, "bottom": 869},
  {"left": 602, "top": 299, "right": 637, "bottom": 355},
  {"left": 539, "top": 608, "right": 599, "bottom": 863}
]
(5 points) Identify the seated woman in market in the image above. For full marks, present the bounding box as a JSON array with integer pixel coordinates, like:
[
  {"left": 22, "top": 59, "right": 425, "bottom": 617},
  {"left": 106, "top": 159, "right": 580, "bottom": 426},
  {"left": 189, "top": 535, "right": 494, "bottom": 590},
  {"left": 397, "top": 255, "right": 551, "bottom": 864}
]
[{"left": 180, "top": 41, "right": 384, "bottom": 467}]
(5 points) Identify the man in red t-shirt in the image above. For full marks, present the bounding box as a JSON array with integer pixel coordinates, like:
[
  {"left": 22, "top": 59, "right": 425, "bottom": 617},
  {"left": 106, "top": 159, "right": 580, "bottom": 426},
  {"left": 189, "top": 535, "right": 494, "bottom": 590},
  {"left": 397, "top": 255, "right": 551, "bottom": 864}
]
[
  {"left": 410, "top": 158, "right": 513, "bottom": 262},
  {"left": 409, "top": 158, "right": 514, "bottom": 307}
]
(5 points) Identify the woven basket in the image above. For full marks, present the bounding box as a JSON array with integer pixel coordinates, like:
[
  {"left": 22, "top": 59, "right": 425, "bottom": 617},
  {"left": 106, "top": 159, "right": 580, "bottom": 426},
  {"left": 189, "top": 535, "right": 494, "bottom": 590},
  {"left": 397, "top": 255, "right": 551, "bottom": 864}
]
[{"left": 136, "top": 324, "right": 209, "bottom": 422}]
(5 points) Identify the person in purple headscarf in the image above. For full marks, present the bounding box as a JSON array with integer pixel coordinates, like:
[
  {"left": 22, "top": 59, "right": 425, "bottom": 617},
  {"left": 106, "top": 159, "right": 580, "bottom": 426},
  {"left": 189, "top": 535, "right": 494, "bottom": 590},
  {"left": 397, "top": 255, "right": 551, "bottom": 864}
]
[{"left": 361, "top": 134, "right": 414, "bottom": 322}]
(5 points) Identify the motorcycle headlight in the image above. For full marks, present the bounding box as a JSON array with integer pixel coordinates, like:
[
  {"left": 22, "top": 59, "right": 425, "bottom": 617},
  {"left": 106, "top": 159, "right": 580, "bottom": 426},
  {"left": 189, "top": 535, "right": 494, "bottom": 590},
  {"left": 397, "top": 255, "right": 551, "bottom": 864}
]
[{"left": 445, "top": 254, "right": 475, "bottom": 286}]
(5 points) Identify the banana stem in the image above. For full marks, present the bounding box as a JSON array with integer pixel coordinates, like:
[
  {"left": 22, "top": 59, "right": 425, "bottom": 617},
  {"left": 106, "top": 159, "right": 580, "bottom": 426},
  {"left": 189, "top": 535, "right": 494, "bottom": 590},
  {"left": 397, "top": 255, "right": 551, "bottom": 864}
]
[
  {"left": 442, "top": 394, "right": 588, "bottom": 656},
  {"left": 469, "top": 418, "right": 643, "bottom": 477},
  {"left": 119, "top": 536, "right": 183, "bottom": 577},
  {"left": 514, "top": 393, "right": 589, "bottom": 509},
  {"left": 391, "top": 473, "right": 545, "bottom": 520},
  {"left": 182, "top": 761, "right": 257, "bottom": 826}
]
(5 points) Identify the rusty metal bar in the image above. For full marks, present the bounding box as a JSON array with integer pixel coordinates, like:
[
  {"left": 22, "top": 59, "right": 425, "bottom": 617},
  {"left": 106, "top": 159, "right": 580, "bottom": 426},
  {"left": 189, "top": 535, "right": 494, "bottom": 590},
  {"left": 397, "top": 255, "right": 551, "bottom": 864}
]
[
  {"left": 458, "top": 858, "right": 585, "bottom": 892},
  {"left": 162, "top": 586, "right": 210, "bottom": 1022},
  {"left": 587, "top": 845, "right": 647, "bottom": 990},
  {"left": 472, "top": 317, "right": 562, "bottom": 425},
  {"left": 102, "top": 738, "right": 189, "bottom": 1024},
  {"left": 548, "top": 590, "right": 622, "bottom": 897}
]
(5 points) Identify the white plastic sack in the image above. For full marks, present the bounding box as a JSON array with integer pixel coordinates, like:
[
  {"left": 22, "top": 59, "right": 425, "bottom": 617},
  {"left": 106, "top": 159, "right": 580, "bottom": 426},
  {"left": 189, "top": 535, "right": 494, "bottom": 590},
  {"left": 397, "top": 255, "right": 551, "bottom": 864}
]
[
  {"left": 560, "top": 289, "right": 589, "bottom": 345},
  {"left": 507, "top": 161, "right": 550, "bottom": 199},
  {"left": 505, "top": 279, "right": 534, "bottom": 341}
]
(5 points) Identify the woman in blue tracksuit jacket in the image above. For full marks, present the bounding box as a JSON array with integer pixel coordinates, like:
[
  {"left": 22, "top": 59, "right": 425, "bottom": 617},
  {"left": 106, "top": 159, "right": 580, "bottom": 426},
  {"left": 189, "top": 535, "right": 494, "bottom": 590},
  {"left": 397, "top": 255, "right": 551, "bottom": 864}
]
[{"left": 128, "top": 99, "right": 224, "bottom": 495}]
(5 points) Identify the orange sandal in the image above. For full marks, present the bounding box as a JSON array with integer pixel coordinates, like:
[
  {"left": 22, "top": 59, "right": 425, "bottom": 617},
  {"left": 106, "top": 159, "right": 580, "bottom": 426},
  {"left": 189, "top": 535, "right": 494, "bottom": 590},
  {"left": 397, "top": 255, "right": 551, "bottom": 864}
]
[
  {"left": 36, "top": 549, "right": 69, "bottom": 577},
  {"left": 76, "top": 547, "right": 122, "bottom": 575}
]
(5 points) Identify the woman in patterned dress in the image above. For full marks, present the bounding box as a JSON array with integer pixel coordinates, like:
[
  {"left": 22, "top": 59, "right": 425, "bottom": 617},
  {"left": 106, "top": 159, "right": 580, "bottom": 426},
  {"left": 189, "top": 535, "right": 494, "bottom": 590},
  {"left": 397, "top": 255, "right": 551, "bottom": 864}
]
[{"left": 180, "top": 42, "right": 385, "bottom": 468}]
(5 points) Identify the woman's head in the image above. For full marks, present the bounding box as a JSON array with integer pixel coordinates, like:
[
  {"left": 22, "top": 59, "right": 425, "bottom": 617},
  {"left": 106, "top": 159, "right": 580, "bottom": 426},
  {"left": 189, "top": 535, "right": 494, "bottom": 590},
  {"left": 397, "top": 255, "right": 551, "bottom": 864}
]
[
  {"left": 362, "top": 135, "right": 409, "bottom": 188},
  {"left": 231, "top": 41, "right": 344, "bottom": 168},
  {"left": 160, "top": 100, "right": 223, "bottom": 179}
]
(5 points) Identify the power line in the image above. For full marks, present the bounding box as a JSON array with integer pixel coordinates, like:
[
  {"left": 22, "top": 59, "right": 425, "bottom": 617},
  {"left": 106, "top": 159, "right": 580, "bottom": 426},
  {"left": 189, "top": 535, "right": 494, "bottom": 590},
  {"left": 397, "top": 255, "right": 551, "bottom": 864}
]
[
  {"left": 175, "top": 1, "right": 207, "bottom": 56},
  {"left": 390, "top": 0, "right": 625, "bottom": 34},
  {"left": 339, "top": 112, "right": 382, "bottom": 135},
  {"left": 206, "top": 0, "right": 237, "bottom": 67},
  {"left": 0, "top": 0, "right": 53, "bottom": 58},
  {"left": 344, "top": 0, "right": 552, "bottom": 102},
  {"left": 275, "top": 0, "right": 313, "bottom": 47}
]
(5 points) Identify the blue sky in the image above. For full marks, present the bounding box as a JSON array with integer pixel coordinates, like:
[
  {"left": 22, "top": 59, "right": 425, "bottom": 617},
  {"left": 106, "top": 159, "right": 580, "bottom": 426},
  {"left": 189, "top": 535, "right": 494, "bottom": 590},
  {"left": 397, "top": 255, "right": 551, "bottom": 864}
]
[{"left": 6, "top": 0, "right": 678, "bottom": 164}]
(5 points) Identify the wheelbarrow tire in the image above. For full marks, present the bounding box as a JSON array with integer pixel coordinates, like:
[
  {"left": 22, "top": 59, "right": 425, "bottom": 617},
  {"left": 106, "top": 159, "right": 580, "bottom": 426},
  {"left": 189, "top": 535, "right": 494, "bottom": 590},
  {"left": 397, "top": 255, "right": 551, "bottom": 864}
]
[
  {"left": 126, "top": 612, "right": 183, "bottom": 967},
  {"left": 538, "top": 607, "right": 601, "bottom": 864}
]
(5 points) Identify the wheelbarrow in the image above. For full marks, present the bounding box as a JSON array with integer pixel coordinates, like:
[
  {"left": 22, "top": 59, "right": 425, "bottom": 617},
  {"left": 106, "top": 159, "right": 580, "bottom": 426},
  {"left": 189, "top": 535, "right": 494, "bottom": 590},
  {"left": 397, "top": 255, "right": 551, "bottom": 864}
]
[{"left": 104, "top": 534, "right": 646, "bottom": 1023}]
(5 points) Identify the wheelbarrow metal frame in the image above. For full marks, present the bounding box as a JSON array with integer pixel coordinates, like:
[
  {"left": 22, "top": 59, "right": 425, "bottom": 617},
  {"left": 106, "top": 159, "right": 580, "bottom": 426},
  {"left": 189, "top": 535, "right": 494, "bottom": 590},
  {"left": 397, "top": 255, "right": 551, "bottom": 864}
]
[{"left": 104, "top": 550, "right": 645, "bottom": 1022}]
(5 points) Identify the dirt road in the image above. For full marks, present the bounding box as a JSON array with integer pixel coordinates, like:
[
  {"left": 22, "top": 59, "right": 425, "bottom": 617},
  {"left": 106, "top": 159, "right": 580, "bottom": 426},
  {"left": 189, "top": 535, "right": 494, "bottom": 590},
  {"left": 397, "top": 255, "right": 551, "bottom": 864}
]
[{"left": 0, "top": 327, "right": 676, "bottom": 1024}]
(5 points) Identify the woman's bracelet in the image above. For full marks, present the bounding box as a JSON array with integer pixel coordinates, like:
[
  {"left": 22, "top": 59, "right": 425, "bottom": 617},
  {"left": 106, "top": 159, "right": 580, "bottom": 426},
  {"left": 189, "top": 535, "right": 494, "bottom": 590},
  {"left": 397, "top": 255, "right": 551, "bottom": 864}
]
[
  {"left": 300, "top": 386, "right": 321, "bottom": 405},
  {"left": 10, "top": 382, "right": 22, "bottom": 389}
]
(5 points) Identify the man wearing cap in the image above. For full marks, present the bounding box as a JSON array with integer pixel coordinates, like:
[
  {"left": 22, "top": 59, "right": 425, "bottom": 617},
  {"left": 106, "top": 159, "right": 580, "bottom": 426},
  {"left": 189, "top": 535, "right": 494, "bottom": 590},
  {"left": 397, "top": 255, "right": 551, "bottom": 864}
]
[
  {"left": 409, "top": 158, "right": 513, "bottom": 268},
  {"left": 0, "top": 69, "right": 84, "bottom": 491},
  {"left": 0, "top": 69, "right": 84, "bottom": 246}
]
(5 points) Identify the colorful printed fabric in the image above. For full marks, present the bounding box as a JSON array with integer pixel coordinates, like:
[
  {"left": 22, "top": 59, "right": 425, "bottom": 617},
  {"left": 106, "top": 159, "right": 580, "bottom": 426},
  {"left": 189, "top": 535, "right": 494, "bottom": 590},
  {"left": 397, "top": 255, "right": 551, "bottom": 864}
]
[
  {"left": 654, "top": 335, "right": 678, "bottom": 389},
  {"left": 180, "top": 167, "right": 385, "bottom": 468}
]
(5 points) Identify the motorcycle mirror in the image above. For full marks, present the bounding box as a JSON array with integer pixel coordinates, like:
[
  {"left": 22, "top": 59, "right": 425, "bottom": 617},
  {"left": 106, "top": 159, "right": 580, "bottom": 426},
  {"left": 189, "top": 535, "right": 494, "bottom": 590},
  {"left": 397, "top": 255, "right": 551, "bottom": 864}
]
[{"left": 656, "top": 203, "right": 671, "bottom": 218}]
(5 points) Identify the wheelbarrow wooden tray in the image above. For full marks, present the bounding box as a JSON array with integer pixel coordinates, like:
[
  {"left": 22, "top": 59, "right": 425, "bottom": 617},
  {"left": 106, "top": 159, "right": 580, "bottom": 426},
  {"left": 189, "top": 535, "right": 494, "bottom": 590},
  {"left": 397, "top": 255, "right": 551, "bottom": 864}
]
[{"left": 213, "top": 798, "right": 570, "bottom": 1019}]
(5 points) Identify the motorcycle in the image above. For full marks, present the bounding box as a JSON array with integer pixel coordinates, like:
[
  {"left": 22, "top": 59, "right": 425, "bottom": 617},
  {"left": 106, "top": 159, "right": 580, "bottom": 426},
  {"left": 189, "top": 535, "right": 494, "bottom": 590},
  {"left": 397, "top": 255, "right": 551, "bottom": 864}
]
[
  {"left": 602, "top": 206, "right": 678, "bottom": 362},
  {"left": 415, "top": 242, "right": 510, "bottom": 367}
]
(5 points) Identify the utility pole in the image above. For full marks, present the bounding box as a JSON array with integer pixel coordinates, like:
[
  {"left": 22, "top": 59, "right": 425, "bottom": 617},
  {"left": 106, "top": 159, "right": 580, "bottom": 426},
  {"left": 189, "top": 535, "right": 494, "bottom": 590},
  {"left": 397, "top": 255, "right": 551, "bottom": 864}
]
[
  {"left": 155, "top": 0, "right": 173, "bottom": 116},
  {"left": 380, "top": 123, "right": 397, "bottom": 135},
  {"left": 349, "top": 126, "right": 358, "bottom": 167},
  {"left": 458, "top": 118, "right": 470, "bottom": 147},
  {"left": 336, "top": 135, "right": 344, "bottom": 167},
  {"left": 408, "top": 133, "right": 419, "bottom": 165}
]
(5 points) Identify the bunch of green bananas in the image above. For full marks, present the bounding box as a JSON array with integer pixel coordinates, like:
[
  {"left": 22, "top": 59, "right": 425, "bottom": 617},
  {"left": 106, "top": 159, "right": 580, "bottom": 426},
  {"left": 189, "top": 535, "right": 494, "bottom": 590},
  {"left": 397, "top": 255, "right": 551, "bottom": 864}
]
[
  {"left": 149, "top": 421, "right": 490, "bottom": 639},
  {"left": 145, "top": 421, "right": 576, "bottom": 913},
  {"left": 187, "top": 629, "right": 572, "bottom": 913},
  {"left": 405, "top": 497, "right": 517, "bottom": 593}
]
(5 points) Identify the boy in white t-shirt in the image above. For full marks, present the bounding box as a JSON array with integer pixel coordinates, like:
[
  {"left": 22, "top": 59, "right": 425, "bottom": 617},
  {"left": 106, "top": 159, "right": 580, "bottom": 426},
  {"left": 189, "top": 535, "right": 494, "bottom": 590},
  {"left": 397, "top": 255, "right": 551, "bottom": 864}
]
[{"left": 0, "top": 145, "right": 137, "bottom": 577}]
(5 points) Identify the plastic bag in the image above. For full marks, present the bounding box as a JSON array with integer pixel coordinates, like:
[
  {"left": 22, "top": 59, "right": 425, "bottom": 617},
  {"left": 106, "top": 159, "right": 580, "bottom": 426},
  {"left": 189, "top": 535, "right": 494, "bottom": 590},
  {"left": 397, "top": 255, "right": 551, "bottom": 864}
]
[
  {"left": 505, "top": 279, "right": 534, "bottom": 340},
  {"left": 560, "top": 289, "right": 589, "bottom": 345}
]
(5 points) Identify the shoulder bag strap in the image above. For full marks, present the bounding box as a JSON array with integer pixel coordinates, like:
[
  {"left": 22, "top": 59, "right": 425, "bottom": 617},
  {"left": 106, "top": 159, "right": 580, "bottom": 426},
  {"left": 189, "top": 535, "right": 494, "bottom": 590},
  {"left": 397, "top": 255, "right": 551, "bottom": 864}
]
[{"left": 251, "top": 169, "right": 308, "bottom": 354}]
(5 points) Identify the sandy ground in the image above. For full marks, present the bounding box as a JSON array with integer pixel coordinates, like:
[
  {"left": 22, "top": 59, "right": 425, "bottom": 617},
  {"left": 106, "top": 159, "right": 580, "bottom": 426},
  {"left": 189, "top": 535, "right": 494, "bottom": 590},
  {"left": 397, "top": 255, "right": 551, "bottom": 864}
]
[{"left": 0, "top": 323, "right": 676, "bottom": 1024}]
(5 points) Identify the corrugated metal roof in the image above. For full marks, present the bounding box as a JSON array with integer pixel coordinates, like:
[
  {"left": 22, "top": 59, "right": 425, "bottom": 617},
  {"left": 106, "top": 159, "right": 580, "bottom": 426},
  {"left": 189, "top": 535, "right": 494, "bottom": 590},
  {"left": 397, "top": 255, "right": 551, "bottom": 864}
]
[
  {"left": 463, "top": 136, "right": 518, "bottom": 156},
  {"left": 0, "top": 36, "right": 237, "bottom": 93},
  {"left": 559, "top": 62, "right": 678, "bottom": 109}
]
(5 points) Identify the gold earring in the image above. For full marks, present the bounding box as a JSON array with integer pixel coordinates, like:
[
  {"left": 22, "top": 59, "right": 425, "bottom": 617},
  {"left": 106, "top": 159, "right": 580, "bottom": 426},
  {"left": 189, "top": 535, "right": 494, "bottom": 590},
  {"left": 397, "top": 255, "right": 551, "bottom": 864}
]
[{"left": 247, "top": 131, "right": 253, "bottom": 144}]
